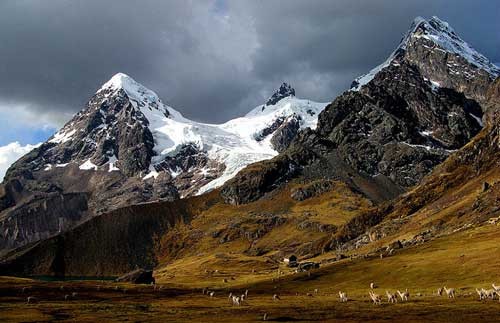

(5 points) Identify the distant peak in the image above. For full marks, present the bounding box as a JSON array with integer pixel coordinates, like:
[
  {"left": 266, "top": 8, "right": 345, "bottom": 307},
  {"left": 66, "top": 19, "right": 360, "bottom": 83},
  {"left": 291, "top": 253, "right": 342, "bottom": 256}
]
[
  {"left": 407, "top": 16, "right": 456, "bottom": 41},
  {"left": 99, "top": 72, "right": 139, "bottom": 92},
  {"left": 403, "top": 16, "right": 499, "bottom": 76},
  {"left": 351, "top": 16, "right": 499, "bottom": 90},
  {"left": 96, "top": 73, "right": 171, "bottom": 117},
  {"left": 410, "top": 16, "right": 451, "bottom": 31},
  {"left": 266, "top": 83, "right": 295, "bottom": 106}
]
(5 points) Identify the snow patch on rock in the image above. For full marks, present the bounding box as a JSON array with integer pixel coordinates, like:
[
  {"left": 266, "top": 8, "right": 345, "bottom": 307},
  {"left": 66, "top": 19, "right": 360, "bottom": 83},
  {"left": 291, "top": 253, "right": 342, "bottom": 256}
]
[{"left": 79, "top": 159, "right": 98, "bottom": 171}]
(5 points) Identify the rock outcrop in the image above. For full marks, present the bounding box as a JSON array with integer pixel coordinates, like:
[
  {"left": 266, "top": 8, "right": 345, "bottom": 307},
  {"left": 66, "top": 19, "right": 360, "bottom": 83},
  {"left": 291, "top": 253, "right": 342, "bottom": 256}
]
[{"left": 265, "top": 83, "right": 295, "bottom": 106}]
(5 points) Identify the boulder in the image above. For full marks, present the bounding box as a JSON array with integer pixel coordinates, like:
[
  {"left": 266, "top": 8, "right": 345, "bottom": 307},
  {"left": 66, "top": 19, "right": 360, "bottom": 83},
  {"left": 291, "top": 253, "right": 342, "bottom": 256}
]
[{"left": 387, "top": 240, "right": 403, "bottom": 250}]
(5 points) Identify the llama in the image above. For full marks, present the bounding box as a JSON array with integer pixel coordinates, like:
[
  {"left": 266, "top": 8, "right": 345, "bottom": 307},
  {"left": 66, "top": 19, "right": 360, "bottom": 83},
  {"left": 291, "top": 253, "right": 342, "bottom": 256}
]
[
  {"left": 476, "top": 288, "right": 485, "bottom": 300},
  {"left": 232, "top": 295, "right": 241, "bottom": 306},
  {"left": 437, "top": 287, "right": 443, "bottom": 296},
  {"left": 64, "top": 294, "right": 70, "bottom": 301},
  {"left": 369, "top": 291, "right": 382, "bottom": 305},
  {"left": 386, "top": 290, "right": 397, "bottom": 303},
  {"left": 338, "top": 291, "right": 348, "bottom": 302},
  {"left": 263, "top": 313, "right": 268, "bottom": 321},
  {"left": 245, "top": 289, "right": 249, "bottom": 298},
  {"left": 443, "top": 287, "right": 455, "bottom": 299},
  {"left": 486, "top": 289, "right": 496, "bottom": 299},
  {"left": 273, "top": 294, "right": 281, "bottom": 301},
  {"left": 397, "top": 289, "right": 409, "bottom": 301},
  {"left": 209, "top": 291, "right": 215, "bottom": 297},
  {"left": 370, "top": 282, "right": 376, "bottom": 289},
  {"left": 492, "top": 283, "right": 500, "bottom": 292}
]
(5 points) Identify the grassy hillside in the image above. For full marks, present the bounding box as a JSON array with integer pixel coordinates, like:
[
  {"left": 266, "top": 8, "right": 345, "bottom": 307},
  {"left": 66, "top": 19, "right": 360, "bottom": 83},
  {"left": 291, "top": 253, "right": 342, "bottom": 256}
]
[{"left": 2, "top": 224, "right": 500, "bottom": 322}]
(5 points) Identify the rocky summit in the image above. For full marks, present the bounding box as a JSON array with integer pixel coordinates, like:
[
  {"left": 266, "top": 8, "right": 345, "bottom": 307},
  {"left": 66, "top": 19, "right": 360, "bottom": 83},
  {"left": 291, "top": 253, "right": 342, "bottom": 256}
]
[{"left": 265, "top": 82, "right": 296, "bottom": 106}]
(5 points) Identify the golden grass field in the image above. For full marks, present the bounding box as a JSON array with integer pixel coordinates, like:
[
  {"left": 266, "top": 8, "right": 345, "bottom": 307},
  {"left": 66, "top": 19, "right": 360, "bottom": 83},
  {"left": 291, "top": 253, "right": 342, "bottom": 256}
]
[{"left": 2, "top": 223, "right": 500, "bottom": 322}]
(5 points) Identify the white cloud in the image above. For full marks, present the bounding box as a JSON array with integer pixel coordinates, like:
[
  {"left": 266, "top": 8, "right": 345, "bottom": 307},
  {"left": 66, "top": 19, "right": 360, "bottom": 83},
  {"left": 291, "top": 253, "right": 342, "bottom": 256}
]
[
  {"left": 0, "top": 101, "right": 69, "bottom": 129},
  {"left": 0, "top": 142, "right": 41, "bottom": 181}
]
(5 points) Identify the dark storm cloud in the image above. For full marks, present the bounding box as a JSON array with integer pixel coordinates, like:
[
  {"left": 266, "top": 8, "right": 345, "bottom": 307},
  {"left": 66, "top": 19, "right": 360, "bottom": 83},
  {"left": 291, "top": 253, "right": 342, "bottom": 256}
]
[
  {"left": 238, "top": 0, "right": 500, "bottom": 103},
  {"left": 0, "top": 0, "right": 498, "bottom": 127}
]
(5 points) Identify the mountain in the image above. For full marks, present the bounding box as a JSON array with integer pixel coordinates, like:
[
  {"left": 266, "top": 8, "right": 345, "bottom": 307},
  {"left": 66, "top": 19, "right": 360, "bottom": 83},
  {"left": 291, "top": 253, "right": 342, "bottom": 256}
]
[
  {"left": 352, "top": 16, "right": 499, "bottom": 105},
  {"left": 221, "top": 16, "right": 497, "bottom": 205},
  {"left": 327, "top": 76, "right": 500, "bottom": 254},
  {"left": 1, "top": 16, "right": 499, "bottom": 278},
  {"left": 0, "top": 74, "right": 327, "bottom": 254}
]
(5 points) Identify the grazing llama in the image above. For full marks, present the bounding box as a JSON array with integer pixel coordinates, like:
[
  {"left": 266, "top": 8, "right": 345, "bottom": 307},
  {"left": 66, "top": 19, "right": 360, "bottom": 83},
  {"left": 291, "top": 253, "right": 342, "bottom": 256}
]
[
  {"left": 476, "top": 288, "right": 486, "bottom": 300},
  {"left": 232, "top": 295, "right": 241, "bottom": 306},
  {"left": 369, "top": 291, "right": 382, "bottom": 305},
  {"left": 386, "top": 290, "right": 397, "bottom": 303},
  {"left": 443, "top": 287, "right": 455, "bottom": 299},
  {"left": 397, "top": 289, "right": 409, "bottom": 301},
  {"left": 338, "top": 291, "right": 348, "bottom": 302}
]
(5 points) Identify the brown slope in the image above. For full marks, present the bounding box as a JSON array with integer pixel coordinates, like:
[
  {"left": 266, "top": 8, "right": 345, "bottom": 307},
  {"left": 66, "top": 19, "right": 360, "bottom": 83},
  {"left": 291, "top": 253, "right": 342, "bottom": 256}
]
[
  {"left": 0, "top": 191, "right": 220, "bottom": 277},
  {"left": 0, "top": 179, "right": 375, "bottom": 277}
]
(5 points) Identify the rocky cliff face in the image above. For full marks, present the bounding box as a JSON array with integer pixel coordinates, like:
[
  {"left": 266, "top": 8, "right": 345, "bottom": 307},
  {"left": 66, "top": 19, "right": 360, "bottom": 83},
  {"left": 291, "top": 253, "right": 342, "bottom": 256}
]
[
  {"left": 329, "top": 76, "right": 500, "bottom": 253},
  {"left": 403, "top": 17, "right": 499, "bottom": 107},
  {"left": 221, "top": 16, "right": 497, "bottom": 205}
]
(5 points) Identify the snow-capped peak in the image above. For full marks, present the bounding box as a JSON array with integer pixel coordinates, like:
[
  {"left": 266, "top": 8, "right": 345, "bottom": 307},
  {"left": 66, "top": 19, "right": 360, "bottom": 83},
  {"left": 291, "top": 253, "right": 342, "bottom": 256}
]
[
  {"left": 99, "top": 72, "right": 135, "bottom": 90},
  {"left": 408, "top": 16, "right": 500, "bottom": 75},
  {"left": 351, "top": 16, "right": 499, "bottom": 90},
  {"left": 98, "top": 72, "right": 170, "bottom": 117},
  {"left": 38, "top": 73, "right": 329, "bottom": 198}
]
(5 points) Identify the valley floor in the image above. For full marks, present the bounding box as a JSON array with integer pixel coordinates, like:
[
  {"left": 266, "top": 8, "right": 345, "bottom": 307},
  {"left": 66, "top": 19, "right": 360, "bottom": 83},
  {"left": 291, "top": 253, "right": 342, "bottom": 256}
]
[
  {"left": 2, "top": 285, "right": 500, "bottom": 322},
  {"left": 2, "top": 225, "right": 500, "bottom": 322}
]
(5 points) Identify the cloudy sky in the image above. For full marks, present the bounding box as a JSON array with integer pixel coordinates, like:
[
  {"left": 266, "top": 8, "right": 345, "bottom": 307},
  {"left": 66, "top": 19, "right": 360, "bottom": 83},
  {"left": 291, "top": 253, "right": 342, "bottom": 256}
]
[{"left": 0, "top": 0, "right": 498, "bottom": 151}]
